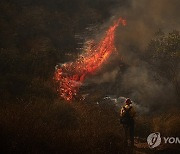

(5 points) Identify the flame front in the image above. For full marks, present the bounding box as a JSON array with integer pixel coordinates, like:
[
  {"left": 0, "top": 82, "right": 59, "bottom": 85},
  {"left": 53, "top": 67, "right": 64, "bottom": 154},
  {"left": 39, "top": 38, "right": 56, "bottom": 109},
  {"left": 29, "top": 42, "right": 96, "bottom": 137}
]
[{"left": 54, "top": 17, "right": 126, "bottom": 101}]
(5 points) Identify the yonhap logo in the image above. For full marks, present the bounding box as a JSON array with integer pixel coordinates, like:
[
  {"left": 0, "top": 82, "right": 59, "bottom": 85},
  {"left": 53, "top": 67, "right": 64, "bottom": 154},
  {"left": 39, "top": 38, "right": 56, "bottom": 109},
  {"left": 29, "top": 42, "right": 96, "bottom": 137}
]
[
  {"left": 147, "top": 132, "right": 161, "bottom": 148},
  {"left": 147, "top": 132, "right": 180, "bottom": 149}
]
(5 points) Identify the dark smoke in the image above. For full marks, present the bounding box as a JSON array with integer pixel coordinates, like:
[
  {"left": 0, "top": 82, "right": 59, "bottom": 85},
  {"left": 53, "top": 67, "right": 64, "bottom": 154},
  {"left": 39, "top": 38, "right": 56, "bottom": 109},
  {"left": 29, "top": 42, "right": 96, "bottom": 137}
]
[
  {"left": 115, "top": 0, "right": 179, "bottom": 110},
  {"left": 84, "top": 0, "right": 180, "bottom": 112}
]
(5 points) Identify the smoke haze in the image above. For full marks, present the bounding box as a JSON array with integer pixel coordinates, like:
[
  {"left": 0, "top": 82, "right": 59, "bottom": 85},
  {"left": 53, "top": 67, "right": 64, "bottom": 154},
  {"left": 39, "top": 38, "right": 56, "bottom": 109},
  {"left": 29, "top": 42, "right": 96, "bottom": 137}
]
[
  {"left": 85, "top": 0, "right": 180, "bottom": 111},
  {"left": 115, "top": 0, "right": 179, "bottom": 109}
]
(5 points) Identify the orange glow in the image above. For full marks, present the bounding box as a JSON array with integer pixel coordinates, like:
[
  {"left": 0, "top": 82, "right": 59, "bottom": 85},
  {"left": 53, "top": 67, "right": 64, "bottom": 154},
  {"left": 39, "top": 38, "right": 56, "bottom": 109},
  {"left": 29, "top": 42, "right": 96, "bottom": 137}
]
[{"left": 54, "top": 17, "right": 126, "bottom": 101}]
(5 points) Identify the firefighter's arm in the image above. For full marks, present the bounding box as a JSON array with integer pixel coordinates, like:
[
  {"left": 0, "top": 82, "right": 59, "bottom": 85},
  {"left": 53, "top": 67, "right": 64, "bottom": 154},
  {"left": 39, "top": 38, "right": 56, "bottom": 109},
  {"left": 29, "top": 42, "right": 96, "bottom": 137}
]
[{"left": 120, "top": 108, "right": 124, "bottom": 117}]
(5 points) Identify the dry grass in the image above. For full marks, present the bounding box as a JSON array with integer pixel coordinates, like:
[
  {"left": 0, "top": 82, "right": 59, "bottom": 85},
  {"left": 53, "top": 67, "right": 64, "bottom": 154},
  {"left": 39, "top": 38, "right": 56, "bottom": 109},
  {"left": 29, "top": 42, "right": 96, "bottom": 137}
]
[
  {"left": 135, "top": 109, "right": 180, "bottom": 138},
  {"left": 0, "top": 98, "right": 179, "bottom": 153},
  {"left": 0, "top": 98, "right": 125, "bottom": 153},
  {"left": 151, "top": 110, "right": 180, "bottom": 136}
]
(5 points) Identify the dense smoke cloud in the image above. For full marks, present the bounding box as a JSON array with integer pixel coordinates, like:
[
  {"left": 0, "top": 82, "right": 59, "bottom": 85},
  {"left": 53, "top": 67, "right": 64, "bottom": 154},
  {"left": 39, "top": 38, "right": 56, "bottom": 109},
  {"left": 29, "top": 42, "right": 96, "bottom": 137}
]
[
  {"left": 85, "top": 0, "right": 179, "bottom": 111},
  {"left": 115, "top": 0, "right": 180, "bottom": 109},
  {"left": 116, "top": 0, "right": 180, "bottom": 51},
  {"left": 86, "top": 67, "right": 119, "bottom": 84}
]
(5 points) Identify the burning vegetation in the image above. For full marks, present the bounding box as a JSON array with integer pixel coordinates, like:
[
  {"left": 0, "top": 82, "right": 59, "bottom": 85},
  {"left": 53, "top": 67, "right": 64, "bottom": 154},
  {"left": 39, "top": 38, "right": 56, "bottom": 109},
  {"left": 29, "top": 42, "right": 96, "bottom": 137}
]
[
  {"left": 54, "top": 18, "right": 126, "bottom": 101},
  {"left": 0, "top": 0, "right": 180, "bottom": 153}
]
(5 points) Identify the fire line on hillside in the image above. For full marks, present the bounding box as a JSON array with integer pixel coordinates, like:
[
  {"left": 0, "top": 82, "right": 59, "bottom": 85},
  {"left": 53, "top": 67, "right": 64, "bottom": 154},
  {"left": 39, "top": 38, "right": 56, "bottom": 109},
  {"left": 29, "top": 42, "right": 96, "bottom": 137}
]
[{"left": 54, "top": 17, "right": 126, "bottom": 101}]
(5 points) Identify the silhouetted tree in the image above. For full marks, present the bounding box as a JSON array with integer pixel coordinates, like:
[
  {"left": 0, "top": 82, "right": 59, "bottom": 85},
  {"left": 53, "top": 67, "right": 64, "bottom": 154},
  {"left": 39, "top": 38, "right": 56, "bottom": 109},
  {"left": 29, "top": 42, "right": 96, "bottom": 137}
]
[{"left": 147, "top": 30, "right": 180, "bottom": 102}]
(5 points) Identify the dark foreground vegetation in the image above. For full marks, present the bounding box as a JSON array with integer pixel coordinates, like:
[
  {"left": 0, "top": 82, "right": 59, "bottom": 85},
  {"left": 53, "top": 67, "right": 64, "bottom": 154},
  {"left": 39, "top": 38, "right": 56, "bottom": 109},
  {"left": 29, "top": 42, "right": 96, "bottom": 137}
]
[
  {"left": 0, "top": 98, "right": 180, "bottom": 153},
  {"left": 0, "top": 0, "right": 180, "bottom": 153}
]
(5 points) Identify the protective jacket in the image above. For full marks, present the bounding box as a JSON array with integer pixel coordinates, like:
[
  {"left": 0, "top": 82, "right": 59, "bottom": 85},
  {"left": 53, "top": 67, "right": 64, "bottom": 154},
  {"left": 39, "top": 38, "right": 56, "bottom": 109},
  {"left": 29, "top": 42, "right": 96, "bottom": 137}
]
[{"left": 120, "top": 104, "right": 136, "bottom": 124}]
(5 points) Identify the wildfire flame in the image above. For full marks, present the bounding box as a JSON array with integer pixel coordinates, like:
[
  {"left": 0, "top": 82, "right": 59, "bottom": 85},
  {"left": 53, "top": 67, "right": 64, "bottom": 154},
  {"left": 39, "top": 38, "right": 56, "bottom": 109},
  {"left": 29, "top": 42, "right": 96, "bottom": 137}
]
[{"left": 54, "top": 17, "right": 126, "bottom": 101}]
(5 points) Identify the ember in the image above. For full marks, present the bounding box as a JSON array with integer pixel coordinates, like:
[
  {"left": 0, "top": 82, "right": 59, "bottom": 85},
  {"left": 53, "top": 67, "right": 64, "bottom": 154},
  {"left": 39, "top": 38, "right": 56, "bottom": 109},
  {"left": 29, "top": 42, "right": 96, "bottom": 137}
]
[{"left": 54, "top": 17, "right": 126, "bottom": 101}]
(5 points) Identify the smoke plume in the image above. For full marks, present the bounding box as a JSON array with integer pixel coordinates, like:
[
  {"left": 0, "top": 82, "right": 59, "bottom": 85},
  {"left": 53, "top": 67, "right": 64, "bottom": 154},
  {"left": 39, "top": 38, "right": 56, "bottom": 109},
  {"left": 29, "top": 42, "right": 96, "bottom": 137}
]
[
  {"left": 85, "top": 0, "right": 180, "bottom": 111},
  {"left": 115, "top": 0, "right": 180, "bottom": 110}
]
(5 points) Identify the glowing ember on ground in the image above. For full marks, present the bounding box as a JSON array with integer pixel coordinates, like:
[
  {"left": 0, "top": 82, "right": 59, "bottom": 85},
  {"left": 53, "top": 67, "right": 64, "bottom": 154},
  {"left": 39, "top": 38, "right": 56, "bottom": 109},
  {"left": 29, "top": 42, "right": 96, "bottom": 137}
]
[{"left": 54, "top": 17, "right": 126, "bottom": 101}]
